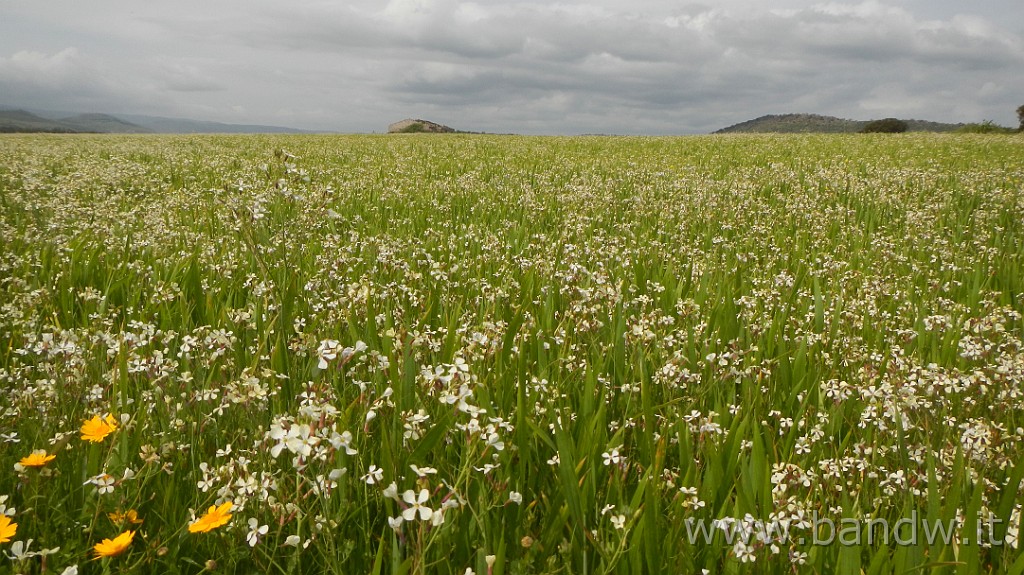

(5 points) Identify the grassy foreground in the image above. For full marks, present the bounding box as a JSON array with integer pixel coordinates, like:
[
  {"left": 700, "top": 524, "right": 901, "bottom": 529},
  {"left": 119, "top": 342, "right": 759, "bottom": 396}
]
[{"left": 0, "top": 133, "right": 1023, "bottom": 574}]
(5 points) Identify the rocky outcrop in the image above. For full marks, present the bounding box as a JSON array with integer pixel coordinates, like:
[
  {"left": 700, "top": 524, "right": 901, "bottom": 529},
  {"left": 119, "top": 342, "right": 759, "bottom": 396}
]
[{"left": 388, "top": 119, "right": 455, "bottom": 133}]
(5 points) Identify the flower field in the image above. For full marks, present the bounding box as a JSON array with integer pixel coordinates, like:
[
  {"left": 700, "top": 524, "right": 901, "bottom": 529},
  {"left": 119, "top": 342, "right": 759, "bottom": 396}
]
[{"left": 0, "top": 133, "right": 1022, "bottom": 574}]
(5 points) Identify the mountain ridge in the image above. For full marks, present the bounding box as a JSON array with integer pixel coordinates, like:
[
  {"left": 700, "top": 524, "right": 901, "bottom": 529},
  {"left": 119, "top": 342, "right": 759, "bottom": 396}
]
[
  {"left": 0, "top": 110, "right": 141, "bottom": 133},
  {"left": 0, "top": 108, "right": 312, "bottom": 134},
  {"left": 117, "top": 113, "right": 312, "bottom": 134}
]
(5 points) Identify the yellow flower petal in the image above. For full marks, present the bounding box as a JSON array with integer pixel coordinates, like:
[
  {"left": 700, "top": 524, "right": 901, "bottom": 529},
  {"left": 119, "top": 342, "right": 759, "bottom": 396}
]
[
  {"left": 0, "top": 515, "right": 18, "bottom": 545},
  {"left": 108, "top": 509, "right": 143, "bottom": 525}
]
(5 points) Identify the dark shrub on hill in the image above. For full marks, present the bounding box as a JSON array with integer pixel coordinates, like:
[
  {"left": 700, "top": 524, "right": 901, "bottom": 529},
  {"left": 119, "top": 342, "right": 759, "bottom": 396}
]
[
  {"left": 861, "top": 118, "right": 909, "bottom": 133},
  {"left": 862, "top": 118, "right": 909, "bottom": 133}
]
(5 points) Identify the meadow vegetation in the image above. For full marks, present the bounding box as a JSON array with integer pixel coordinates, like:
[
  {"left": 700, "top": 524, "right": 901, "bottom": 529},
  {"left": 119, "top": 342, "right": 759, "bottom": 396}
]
[{"left": 0, "top": 133, "right": 1022, "bottom": 574}]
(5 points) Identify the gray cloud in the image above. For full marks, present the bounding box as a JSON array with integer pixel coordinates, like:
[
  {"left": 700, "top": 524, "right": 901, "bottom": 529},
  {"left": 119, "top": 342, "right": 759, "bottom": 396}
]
[{"left": 1, "top": 0, "right": 1022, "bottom": 133}]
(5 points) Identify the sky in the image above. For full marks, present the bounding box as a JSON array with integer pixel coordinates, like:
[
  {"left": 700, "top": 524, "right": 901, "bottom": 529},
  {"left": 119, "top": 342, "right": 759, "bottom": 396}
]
[{"left": 1, "top": 0, "right": 1022, "bottom": 134}]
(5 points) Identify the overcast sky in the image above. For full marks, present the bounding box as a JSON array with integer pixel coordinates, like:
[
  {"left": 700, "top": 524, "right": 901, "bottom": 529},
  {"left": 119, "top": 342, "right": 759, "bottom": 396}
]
[{"left": 2, "top": 0, "right": 1022, "bottom": 134}]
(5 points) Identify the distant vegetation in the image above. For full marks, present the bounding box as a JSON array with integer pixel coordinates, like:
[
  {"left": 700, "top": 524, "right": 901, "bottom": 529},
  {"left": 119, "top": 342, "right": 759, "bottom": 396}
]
[{"left": 955, "top": 121, "right": 1017, "bottom": 134}]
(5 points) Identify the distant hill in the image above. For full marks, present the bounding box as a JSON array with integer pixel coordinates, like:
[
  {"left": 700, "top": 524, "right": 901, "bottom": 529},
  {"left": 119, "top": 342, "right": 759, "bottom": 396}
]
[
  {"left": 59, "top": 113, "right": 151, "bottom": 133},
  {"left": 0, "top": 110, "right": 130, "bottom": 133},
  {"left": 119, "top": 114, "right": 311, "bottom": 134},
  {"left": 0, "top": 107, "right": 311, "bottom": 134},
  {"left": 0, "top": 109, "right": 68, "bottom": 132},
  {"left": 388, "top": 119, "right": 456, "bottom": 133},
  {"left": 714, "top": 114, "right": 964, "bottom": 134}
]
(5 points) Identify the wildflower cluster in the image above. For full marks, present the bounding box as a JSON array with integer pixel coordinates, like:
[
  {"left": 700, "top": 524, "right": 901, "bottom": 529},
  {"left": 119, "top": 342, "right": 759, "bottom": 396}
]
[{"left": 0, "top": 133, "right": 1022, "bottom": 573}]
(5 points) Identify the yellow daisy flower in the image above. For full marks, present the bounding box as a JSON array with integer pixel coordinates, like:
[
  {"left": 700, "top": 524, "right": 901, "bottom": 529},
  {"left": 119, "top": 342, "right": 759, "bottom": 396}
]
[
  {"left": 93, "top": 530, "right": 135, "bottom": 558},
  {"left": 19, "top": 450, "right": 56, "bottom": 468},
  {"left": 188, "top": 501, "right": 233, "bottom": 533},
  {"left": 81, "top": 414, "right": 118, "bottom": 442}
]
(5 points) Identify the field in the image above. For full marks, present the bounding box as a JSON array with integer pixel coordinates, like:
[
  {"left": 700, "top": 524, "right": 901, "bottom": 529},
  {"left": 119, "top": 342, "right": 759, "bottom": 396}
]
[{"left": 0, "top": 133, "right": 1023, "bottom": 574}]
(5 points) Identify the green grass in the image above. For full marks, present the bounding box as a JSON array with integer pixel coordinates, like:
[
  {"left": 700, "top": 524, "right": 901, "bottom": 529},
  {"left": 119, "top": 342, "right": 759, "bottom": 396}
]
[{"left": 0, "top": 133, "right": 1022, "bottom": 574}]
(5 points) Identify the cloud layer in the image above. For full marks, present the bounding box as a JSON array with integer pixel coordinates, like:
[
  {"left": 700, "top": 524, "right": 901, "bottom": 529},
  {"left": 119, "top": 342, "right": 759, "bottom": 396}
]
[{"left": 1, "top": 0, "right": 1022, "bottom": 133}]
